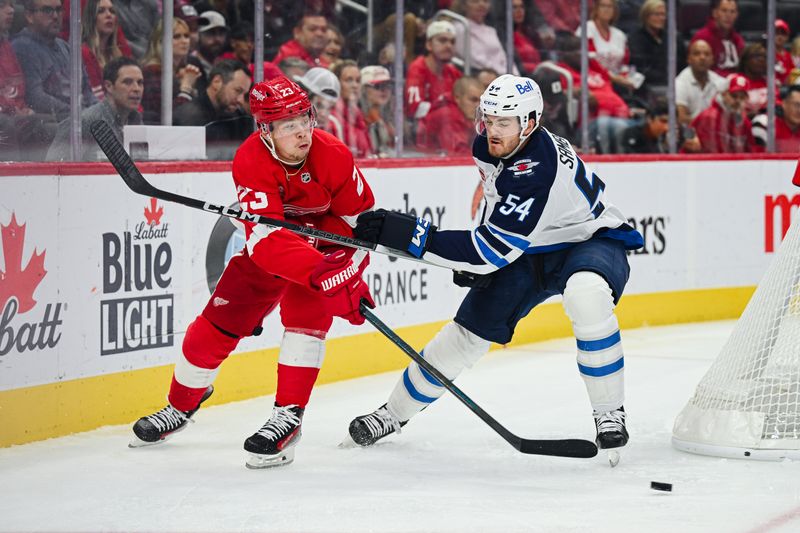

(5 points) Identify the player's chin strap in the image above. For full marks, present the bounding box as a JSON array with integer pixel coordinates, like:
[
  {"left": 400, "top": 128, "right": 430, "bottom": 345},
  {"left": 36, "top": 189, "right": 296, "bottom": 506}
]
[
  {"left": 504, "top": 114, "right": 540, "bottom": 160},
  {"left": 258, "top": 124, "right": 311, "bottom": 167}
]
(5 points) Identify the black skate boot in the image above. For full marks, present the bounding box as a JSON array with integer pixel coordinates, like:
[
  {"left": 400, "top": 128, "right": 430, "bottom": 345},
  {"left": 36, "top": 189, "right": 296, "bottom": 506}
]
[
  {"left": 594, "top": 406, "right": 628, "bottom": 467},
  {"left": 129, "top": 385, "right": 214, "bottom": 448},
  {"left": 243, "top": 404, "right": 304, "bottom": 469},
  {"left": 348, "top": 404, "right": 406, "bottom": 447}
]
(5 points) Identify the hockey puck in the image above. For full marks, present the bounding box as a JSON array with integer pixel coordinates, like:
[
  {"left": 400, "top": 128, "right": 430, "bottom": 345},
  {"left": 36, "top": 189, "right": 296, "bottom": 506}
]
[{"left": 650, "top": 481, "right": 673, "bottom": 492}]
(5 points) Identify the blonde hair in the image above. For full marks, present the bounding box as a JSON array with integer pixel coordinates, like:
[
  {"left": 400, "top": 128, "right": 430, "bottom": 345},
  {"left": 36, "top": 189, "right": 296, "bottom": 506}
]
[
  {"left": 81, "top": 0, "right": 123, "bottom": 69},
  {"left": 639, "top": 0, "right": 665, "bottom": 26},
  {"left": 142, "top": 18, "right": 190, "bottom": 68}
]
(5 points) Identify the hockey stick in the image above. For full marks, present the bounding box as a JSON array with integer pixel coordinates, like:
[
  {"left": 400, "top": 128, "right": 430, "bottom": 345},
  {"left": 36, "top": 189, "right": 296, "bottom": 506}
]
[
  {"left": 359, "top": 301, "right": 599, "bottom": 459},
  {"left": 89, "top": 120, "right": 424, "bottom": 262}
]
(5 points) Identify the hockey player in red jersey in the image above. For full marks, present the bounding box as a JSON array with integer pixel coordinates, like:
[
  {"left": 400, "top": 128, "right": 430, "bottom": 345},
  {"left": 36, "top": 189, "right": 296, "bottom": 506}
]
[{"left": 129, "top": 76, "right": 376, "bottom": 469}]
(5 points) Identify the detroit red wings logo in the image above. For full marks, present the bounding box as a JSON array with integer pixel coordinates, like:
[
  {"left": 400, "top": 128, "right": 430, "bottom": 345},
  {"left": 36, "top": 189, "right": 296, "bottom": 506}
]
[{"left": 0, "top": 213, "right": 47, "bottom": 314}]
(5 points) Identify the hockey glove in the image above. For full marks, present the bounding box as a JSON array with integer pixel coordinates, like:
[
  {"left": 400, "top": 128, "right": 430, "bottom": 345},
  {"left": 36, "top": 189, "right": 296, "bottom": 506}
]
[
  {"left": 355, "top": 209, "right": 437, "bottom": 258},
  {"left": 310, "top": 250, "right": 374, "bottom": 326}
]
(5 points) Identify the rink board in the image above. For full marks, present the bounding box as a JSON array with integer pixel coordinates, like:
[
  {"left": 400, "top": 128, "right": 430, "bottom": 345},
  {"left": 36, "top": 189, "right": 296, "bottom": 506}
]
[{"left": 0, "top": 156, "right": 797, "bottom": 446}]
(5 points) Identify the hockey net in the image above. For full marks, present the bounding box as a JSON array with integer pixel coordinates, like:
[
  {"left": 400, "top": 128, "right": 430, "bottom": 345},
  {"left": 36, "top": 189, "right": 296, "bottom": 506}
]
[{"left": 672, "top": 212, "right": 800, "bottom": 460}]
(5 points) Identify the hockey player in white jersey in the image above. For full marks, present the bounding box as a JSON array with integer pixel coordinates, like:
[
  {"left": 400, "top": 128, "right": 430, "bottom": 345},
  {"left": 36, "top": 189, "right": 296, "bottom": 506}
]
[{"left": 347, "top": 74, "right": 644, "bottom": 461}]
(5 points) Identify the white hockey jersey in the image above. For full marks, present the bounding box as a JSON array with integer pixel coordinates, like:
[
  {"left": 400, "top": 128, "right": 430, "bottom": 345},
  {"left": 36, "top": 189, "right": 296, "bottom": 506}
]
[{"left": 424, "top": 128, "right": 644, "bottom": 274}]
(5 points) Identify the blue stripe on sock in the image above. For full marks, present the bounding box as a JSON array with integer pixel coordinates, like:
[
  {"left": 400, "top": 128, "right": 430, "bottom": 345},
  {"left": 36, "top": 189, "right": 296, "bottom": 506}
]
[
  {"left": 403, "top": 368, "right": 438, "bottom": 403},
  {"left": 576, "top": 331, "right": 621, "bottom": 352},
  {"left": 578, "top": 356, "right": 624, "bottom": 377},
  {"left": 417, "top": 363, "right": 443, "bottom": 388}
]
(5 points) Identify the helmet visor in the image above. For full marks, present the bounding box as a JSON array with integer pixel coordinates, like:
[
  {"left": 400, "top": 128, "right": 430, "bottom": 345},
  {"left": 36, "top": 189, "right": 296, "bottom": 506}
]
[
  {"left": 475, "top": 109, "right": 523, "bottom": 141},
  {"left": 266, "top": 110, "right": 316, "bottom": 140}
]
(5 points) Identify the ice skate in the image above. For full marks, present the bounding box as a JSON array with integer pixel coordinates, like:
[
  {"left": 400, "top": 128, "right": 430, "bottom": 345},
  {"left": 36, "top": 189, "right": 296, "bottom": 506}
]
[
  {"left": 129, "top": 386, "right": 214, "bottom": 448},
  {"left": 347, "top": 404, "right": 406, "bottom": 447},
  {"left": 594, "top": 406, "right": 628, "bottom": 467},
  {"left": 243, "top": 404, "right": 304, "bottom": 469}
]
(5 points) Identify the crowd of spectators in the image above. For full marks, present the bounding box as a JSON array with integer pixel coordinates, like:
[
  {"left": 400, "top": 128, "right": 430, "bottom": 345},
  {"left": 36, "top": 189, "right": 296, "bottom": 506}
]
[{"left": 1, "top": 0, "right": 799, "bottom": 162}]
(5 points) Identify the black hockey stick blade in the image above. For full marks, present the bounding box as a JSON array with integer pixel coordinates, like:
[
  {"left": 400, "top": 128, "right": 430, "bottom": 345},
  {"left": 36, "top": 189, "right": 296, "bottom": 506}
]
[
  {"left": 89, "top": 120, "right": 425, "bottom": 261},
  {"left": 360, "top": 301, "right": 598, "bottom": 459}
]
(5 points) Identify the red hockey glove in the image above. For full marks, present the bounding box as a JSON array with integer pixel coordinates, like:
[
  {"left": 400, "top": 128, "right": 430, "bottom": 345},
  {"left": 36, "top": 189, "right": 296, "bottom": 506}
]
[{"left": 310, "top": 250, "right": 374, "bottom": 325}]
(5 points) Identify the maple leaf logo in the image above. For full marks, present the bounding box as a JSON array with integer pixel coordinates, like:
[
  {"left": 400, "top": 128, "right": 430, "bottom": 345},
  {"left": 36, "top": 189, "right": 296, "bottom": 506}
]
[
  {"left": 0, "top": 213, "right": 47, "bottom": 314},
  {"left": 144, "top": 198, "right": 164, "bottom": 226}
]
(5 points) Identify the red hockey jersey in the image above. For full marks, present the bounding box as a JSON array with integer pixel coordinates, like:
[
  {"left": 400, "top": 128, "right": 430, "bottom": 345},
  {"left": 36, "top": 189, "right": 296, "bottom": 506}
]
[{"left": 232, "top": 129, "right": 375, "bottom": 287}]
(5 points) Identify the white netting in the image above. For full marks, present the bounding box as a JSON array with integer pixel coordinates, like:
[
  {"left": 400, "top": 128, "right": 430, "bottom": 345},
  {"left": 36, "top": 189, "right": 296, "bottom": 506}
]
[{"left": 673, "top": 214, "right": 800, "bottom": 460}]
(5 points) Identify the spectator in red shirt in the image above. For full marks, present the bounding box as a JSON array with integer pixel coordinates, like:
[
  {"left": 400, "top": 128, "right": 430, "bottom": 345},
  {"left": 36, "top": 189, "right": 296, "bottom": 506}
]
[
  {"left": 331, "top": 59, "right": 373, "bottom": 158},
  {"left": 405, "top": 19, "right": 461, "bottom": 120},
  {"left": 416, "top": 75, "right": 482, "bottom": 155},
  {"left": 691, "top": 73, "right": 756, "bottom": 153},
  {"left": 220, "top": 23, "right": 254, "bottom": 66},
  {"left": 691, "top": 0, "right": 745, "bottom": 77},
  {"left": 533, "top": 0, "right": 581, "bottom": 34},
  {"left": 752, "top": 86, "right": 800, "bottom": 153},
  {"left": 512, "top": 0, "right": 540, "bottom": 75},
  {"left": 81, "top": 0, "right": 132, "bottom": 101},
  {"left": 272, "top": 14, "right": 330, "bottom": 69},
  {"left": 774, "top": 19, "right": 795, "bottom": 86}
]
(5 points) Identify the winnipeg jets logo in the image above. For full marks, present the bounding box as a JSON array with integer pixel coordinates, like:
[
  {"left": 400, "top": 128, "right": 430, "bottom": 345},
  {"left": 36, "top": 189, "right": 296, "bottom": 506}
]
[
  {"left": 508, "top": 159, "right": 539, "bottom": 177},
  {"left": 301, "top": 172, "right": 311, "bottom": 183}
]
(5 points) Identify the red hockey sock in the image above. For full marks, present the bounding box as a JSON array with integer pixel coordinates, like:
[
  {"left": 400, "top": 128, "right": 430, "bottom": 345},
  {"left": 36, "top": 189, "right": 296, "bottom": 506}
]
[
  {"left": 168, "top": 376, "right": 209, "bottom": 413},
  {"left": 275, "top": 363, "right": 320, "bottom": 408}
]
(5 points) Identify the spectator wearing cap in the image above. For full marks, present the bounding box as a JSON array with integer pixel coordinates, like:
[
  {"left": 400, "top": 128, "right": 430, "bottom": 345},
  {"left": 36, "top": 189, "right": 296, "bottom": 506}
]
[
  {"left": 752, "top": 85, "right": 800, "bottom": 153},
  {"left": 405, "top": 20, "right": 462, "bottom": 122},
  {"left": 621, "top": 98, "right": 669, "bottom": 153},
  {"left": 532, "top": 68, "right": 577, "bottom": 145},
  {"left": 676, "top": 39, "right": 726, "bottom": 125},
  {"left": 140, "top": 17, "right": 205, "bottom": 125},
  {"left": 193, "top": 11, "right": 228, "bottom": 78},
  {"left": 174, "top": 3, "right": 200, "bottom": 49},
  {"left": 774, "top": 19, "right": 794, "bottom": 86},
  {"left": 452, "top": 0, "right": 518, "bottom": 75},
  {"left": 331, "top": 59, "right": 373, "bottom": 158},
  {"left": 81, "top": 0, "right": 133, "bottom": 101},
  {"left": 109, "top": 0, "right": 158, "bottom": 59},
  {"left": 272, "top": 13, "right": 329, "bottom": 69},
  {"left": 294, "top": 66, "right": 342, "bottom": 138},
  {"left": 12, "top": 0, "right": 96, "bottom": 122},
  {"left": 738, "top": 42, "right": 780, "bottom": 118},
  {"left": 690, "top": 73, "right": 756, "bottom": 153},
  {"left": 416, "top": 75, "right": 482, "bottom": 156},
  {"left": 174, "top": 59, "right": 253, "bottom": 159},
  {"left": 691, "top": 0, "right": 744, "bottom": 77},
  {"left": 360, "top": 65, "right": 395, "bottom": 158}
]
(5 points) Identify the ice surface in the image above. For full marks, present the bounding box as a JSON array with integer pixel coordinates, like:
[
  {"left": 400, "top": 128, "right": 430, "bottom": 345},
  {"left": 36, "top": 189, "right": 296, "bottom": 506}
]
[{"left": 1, "top": 321, "right": 799, "bottom": 533}]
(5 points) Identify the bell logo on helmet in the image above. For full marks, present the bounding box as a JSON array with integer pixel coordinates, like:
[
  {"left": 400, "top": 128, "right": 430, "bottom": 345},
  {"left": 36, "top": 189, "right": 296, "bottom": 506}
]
[{"left": 516, "top": 81, "right": 535, "bottom": 95}]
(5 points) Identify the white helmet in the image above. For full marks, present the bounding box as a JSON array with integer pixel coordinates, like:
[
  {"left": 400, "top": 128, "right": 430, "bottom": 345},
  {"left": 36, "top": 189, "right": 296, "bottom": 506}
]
[{"left": 477, "top": 74, "right": 544, "bottom": 154}]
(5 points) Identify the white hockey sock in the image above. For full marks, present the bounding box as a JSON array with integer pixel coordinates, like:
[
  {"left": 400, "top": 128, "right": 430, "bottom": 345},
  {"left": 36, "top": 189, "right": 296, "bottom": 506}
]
[
  {"left": 387, "top": 322, "right": 490, "bottom": 421},
  {"left": 563, "top": 272, "right": 625, "bottom": 414}
]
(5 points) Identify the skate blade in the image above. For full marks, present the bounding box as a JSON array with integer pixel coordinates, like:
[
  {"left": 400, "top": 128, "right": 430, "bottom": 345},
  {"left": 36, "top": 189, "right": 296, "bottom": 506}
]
[
  {"left": 128, "top": 434, "right": 167, "bottom": 448},
  {"left": 245, "top": 447, "right": 295, "bottom": 469},
  {"left": 338, "top": 434, "right": 359, "bottom": 449},
  {"left": 607, "top": 449, "right": 621, "bottom": 467}
]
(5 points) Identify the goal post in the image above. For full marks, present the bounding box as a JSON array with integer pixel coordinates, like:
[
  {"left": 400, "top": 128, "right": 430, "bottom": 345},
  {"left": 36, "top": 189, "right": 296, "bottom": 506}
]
[{"left": 672, "top": 209, "right": 800, "bottom": 461}]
